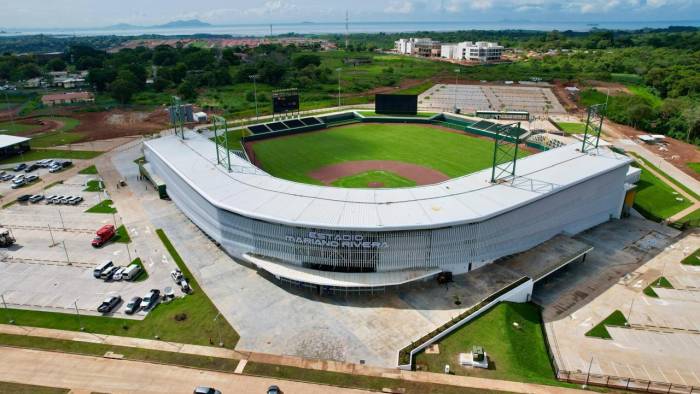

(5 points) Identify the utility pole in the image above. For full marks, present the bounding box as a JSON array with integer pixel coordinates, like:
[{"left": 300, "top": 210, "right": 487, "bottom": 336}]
[
  {"left": 58, "top": 209, "right": 65, "bottom": 230},
  {"left": 583, "top": 356, "right": 594, "bottom": 389},
  {"left": 336, "top": 68, "right": 342, "bottom": 108},
  {"left": 345, "top": 10, "right": 349, "bottom": 50},
  {"left": 48, "top": 224, "right": 57, "bottom": 247},
  {"left": 249, "top": 75, "right": 259, "bottom": 121}
]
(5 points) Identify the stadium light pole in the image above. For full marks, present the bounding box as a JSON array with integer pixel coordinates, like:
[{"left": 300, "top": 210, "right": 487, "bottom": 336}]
[
  {"left": 453, "top": 68, "right": 460, "bottom": 113},
  {"left": 248, "top": 74, "right": 259, "bottom": 121},
  {"left": 336, "top": 68, "right": 342, "bottom": 108}
]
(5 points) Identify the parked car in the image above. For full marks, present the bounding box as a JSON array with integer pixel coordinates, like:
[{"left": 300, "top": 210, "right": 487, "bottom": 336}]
[
  {"left": 122, "top": 264, "right": 142, "bottom": 281},
  {"left": 10, "top": 179, "right": 26, "bottom": 189},
  {"left": 179, "top": 279, "right": 192, "bottom": 294},
  {"left": 97, "top": 295, "right": 121, "bottom": 313},
  {"left": 12, "top": 175, "right": 25, "bottom": 184},
  {"left": 68, "top": 196, "right": 83, "bottom": 205},
  {"left": 52, "top": 195, "right": 66, "bottom": 204},
  {"left": 93, "top": 261, "right": 113, "bottom": 278},
  {"left": 13, "top": 163, "right": 27, "bottom": 172},
  {"left": 124, "top": 297, "right": 142, "bottom": 315},
  {"left": 193, "top": 387, "right": 221, "bottom": 394},
  {"left": 17, "top": 194, "right": 32, "bottom": 202},
  {"left": 24, "top": 163, "right": 40, "bottom": 173},
  {"left": 28, "top": 194, "right": 44, "bottom": 203},
  {"left": 267, "top": 385, "right": 281, "bottom": 394},
  {"left": 100, "top": 265, "right": 119, "bottom": 281},
  {"left": 45, "top": 195, "right": 58, "bottom": 204},
  {"left": 61, "top": 160, "right": 73, "bottom": 168},
  {"left": 0, "top": 174, "right": 13, "bottom": 181},
  {"left": 48, "top": 165, "right": 62, "bottom": 173},
  {"left": 112, "top": 266, "right": 126, "bottom": 281},
  {"left": 141, "top": 289, "right": 161, "bottom": 310},
  {"left": 92, "top": 224, "right": 115, "bottom": 247},
  {"left": 25, "top": 175, "right": 38, "bottom": 183},
  {"left": 59, "top": 195, "right": 71, "bottom": 204}
]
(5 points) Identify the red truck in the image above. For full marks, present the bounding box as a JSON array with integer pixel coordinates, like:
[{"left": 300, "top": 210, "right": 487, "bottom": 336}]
[{"left": 92, "top": 225, "right": 115, "bottom": 247}]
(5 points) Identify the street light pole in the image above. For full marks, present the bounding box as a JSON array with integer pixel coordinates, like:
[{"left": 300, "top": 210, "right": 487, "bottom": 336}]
[
  {"left": 74, "top": 299, "right": 84, "bottom": 331},
  {"left": 248, "top": 75, "right": 259, "bottom": 121},
  {"left": 214, "top": 312, "right": 223, "bottom": 347},
  {"left": 62, "top": 240, "right": 71, "bottom": 266},
  {"left": 336, "top": 68, "right": 342, "bottom": 108},
  {"left": 1, "top": 294, "right": 14, "bottom": 324}
]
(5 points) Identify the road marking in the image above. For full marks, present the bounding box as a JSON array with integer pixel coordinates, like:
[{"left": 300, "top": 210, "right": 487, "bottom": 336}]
[{"left": 675, "top": 369, "right": 688, "bottom": 385}]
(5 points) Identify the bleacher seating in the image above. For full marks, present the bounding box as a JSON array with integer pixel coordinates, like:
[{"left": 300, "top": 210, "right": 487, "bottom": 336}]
[
  {"left": 248, "top": 124, "right": 271, "bottom": 134},
  {"left": 267, "top": 122, "right": 287, "bottom": 131},
  {"left": 283, "top": 119, "right": 304, "bottom": 128},
  {"left": 300, "top": 117, "right": 321, "bottom": 126}
]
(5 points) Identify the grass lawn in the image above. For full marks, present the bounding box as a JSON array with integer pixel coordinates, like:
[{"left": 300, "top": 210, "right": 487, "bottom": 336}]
[
  {"left": 0, "top": 333, "right": 239, "bottom": 373},
  {"left": 396, "top": 81, "right": 436, "bottom": 95},
  {"left": 0, "top": 381, "right": 68, "bottom": 394},
  {"left": 630, "top": 153, "right": 700, "bottom": 200},
  {"left": 0, "top": 149, "right": 101, "bottom": 165},
  {"left": 129, "top": 257, "right": 149, "bottom": 282},
  {"left": 555, "top": 122, "right": 587, "bottom": 134},
  {"left": 0, "top": 229, "right": 239, "bottom": 347},
  {"left": 585, "top": 310, "right": 628, "bottom": 339},
  {"left": 643, "top": 276, "right": 673, "bottom": 298},
  {"left": 78, "top": 165, "right": 98, "bottom": 175},
  {"left": 85, "top": 199, "right": 116, "bottom": 214},
  {"left": 83, "top": 179, "right": 104, "bottom": 192},
  {"left": 633, "top": 167, "right": 692, "bottom": 221},
  {"left": 689, "top": 162, "right": 700, "bottom": 175},
  {"left": 414, "top": 302, "right": 558, "bottom": 386},
  {"left": 0, "top": 121, "right": 37, "bottom": 134},
  {"left": 245, "top": 362, "right": 507, "bottom": 394},
  {"left": 251, "top": 123, "right": 527, "bottom": 186},
  {"left": 627, "top": 85, "right": 663, "bottom": 107},
  {"left": 216, "top": 128, "right": 248, "bottom": 150},
  {"left": 331, "top": 170, "right": 416, "bottom": 188},
  {"left": 114, "top": 224, "right": 131, "bottom": 243},
  {"left": 682, "top": 248, "right": 700, "bottom": 266}
]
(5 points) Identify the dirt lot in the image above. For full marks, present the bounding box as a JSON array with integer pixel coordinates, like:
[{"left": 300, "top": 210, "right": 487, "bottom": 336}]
[{"left": 71, "top": 109, "right": 169, "bottom": 141}]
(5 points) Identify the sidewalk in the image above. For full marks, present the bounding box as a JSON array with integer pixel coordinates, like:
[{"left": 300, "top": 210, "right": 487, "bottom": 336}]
[{"left": 0, "top": 323, "right": 585, "bottom": 394}]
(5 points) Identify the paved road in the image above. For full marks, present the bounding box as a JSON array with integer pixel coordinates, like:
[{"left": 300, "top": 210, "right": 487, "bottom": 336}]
[{"left": 0, "top": 346, "right": 372, "bottom": 394}]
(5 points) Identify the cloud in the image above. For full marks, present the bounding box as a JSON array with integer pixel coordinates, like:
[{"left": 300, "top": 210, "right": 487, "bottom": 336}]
[
  {"left": 384, "top": 0, "right": 417, "bottom": 13},
  {"left": 470, "top": 0, "right": 494, "bottom": 10}
]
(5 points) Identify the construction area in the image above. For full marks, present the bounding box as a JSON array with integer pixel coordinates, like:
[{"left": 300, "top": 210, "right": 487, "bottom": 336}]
[{"left": 418, "top": 84, "right": 567, "bottom": 115}]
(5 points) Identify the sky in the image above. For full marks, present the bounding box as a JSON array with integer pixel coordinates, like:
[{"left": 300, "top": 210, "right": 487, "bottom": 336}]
[{"left": 1, "top": 0, "right": 699, "bottom": 29}]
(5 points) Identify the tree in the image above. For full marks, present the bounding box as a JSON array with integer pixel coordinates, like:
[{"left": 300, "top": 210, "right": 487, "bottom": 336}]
[
  {"left": 47, "top": 58, "right": 66, "bottom": 71},
  {"left": 109, "top": 77, "right": 138, "bottom": 103},
  {"left": 88, "top": 68, "right": 117, "bottom": 92},
  {"left": 292, "top": 53, "right": 321, "bottom": 69},
  {"left": 178, "top": 78, "right": 197, "bottom": 100},
  {"left": 682, "top": 106, "right": 700, "bottom": 142}
]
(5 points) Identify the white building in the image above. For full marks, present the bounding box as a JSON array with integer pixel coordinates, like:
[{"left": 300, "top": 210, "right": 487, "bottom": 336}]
[
  {"left": 441, "top": 41, "right": 504, "bottom": 62},
  {"left": 395, "top": 38, "right": 441, "bottom": 57}
]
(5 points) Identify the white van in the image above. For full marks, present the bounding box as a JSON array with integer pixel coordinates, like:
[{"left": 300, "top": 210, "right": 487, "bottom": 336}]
[
  {"left": 93, "top": 260, "right": 113, "bottom": 278},
  {"left": 122, "top": 264, "right": 142, "bottom": 281}
]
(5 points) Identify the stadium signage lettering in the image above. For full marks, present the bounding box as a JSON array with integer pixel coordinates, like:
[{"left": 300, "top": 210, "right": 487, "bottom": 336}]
[{"left": 285, "top": 232, "right": 388, "bottom": 249}]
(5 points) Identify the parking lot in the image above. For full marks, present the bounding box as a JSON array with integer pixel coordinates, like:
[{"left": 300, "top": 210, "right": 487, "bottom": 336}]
[
  {"left": 418, "top": 84, "right": 566, "bottom": 114},
  {"left": 537, "top": 217, "right": 700, "bottom": 387},
  {"left": 0, "top": 167, "right": 174, "bottom": 319}
]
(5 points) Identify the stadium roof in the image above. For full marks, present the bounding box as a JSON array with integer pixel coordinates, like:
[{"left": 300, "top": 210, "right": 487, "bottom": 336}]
[
  {"left": 0, "top": 134, "right": 30, "bottom": 149},
  {"left": 145, "top": 131, "right": 631, "bottom": 231}
]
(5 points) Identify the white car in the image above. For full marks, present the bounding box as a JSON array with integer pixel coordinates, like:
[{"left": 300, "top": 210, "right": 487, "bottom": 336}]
[
  {"left": 12, "top": 175, "right": 25, "bottom": 184},
  {"left": 11, "top": 179, "right": 25, "bottom": 189},
  {"left": 45, "top": 195, "right": 58, "bottom": 204},
  {"left": 29, "top": 194, "right": 44, "bottom": 203},
  {"left": 0, "top": 174, "right": 14, "bottom": 181},
  {"left": 48, "top": 165, "right": 62, "bottom": 173},
  {"left": 112, "top": 266, "right": 127, "bottom": 281}
]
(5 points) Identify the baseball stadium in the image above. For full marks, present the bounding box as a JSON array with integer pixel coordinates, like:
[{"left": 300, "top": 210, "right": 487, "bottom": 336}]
[{"left": 143, "top": 104, "right": 637, "bottom": 293}]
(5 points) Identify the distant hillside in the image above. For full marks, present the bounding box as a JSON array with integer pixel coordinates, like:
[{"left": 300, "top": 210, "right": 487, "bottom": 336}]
[{"left": 105, "top": 19, "right": 212, "bottom": 30}]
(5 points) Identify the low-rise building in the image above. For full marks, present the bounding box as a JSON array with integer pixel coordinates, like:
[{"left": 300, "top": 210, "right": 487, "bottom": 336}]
[
  {"left": 395, "top": 38, "right": 441, "bottom": 57},
  {"left": 41, "top": 91, "right": 94, "bottom": 106},
  {"left": 441, "top": 41, "right": 504, "bottom": 62},
  {"left": 0, "top": 135, "right": 30, "bottom": 159}
]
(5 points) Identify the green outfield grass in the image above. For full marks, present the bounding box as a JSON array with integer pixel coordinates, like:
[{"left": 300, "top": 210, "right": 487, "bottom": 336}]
[
  {"left": 331, "top": 170, "right": 417, "bottom": 188},
  {"left": 251, "top": 123, "right": 528, "bottom": 186}
]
